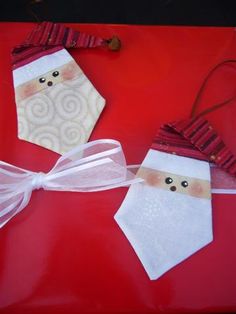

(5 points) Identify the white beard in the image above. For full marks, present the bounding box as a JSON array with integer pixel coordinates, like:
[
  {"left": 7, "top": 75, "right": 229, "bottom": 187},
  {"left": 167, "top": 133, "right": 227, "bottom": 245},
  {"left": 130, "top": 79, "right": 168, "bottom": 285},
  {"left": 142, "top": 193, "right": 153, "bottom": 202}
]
[{"left": 115, "top": 150, "right": 213, "bottom": 280}]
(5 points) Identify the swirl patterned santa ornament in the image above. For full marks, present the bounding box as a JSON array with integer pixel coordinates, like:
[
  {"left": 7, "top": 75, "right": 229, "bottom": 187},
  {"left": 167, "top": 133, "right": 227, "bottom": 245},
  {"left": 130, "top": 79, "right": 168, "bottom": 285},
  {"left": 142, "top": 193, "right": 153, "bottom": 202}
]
[{"left": 12, "top": 21, "right": 120, "bottom": 155}]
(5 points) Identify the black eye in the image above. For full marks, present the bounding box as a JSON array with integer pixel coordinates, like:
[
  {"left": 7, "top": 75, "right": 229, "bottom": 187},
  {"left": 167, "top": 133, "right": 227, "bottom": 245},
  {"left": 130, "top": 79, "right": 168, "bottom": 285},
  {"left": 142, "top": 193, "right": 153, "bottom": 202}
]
[
  {"left": 39, "top": 77, "right": 46, "bottom": 83},
  {"left": 165, "top": 177, "right": 173, "bottom": 184},
  {"left": 52, "top": 71, "right": 59, "bottom": 77},
  {"left": 181, "top": 180, "right": 188, "bottom": 188}
]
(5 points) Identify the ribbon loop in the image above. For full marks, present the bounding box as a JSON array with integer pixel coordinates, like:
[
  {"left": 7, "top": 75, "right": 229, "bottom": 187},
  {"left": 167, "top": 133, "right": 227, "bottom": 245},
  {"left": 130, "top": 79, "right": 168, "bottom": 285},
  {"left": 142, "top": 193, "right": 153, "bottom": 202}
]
[{"left": 0, "top": 139, "right": 143, "bottom": 228}]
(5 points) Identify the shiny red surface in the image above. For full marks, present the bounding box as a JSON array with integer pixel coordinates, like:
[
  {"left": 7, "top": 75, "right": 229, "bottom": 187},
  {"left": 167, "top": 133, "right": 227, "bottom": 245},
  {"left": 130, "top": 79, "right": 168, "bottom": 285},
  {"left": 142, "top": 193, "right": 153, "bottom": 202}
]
[{"left": 0, "top": 22, "right": 236, "bottom": 313}]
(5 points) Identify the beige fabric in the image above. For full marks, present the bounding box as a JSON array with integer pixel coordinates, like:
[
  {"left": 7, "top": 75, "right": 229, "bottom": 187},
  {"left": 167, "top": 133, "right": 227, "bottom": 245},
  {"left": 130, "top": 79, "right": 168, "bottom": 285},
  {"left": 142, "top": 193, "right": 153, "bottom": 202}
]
[
  {"left": 137, "top": 167, "right": 211, "bottom": 199},
  {"left": 14, "top": 54, "right": 105, "bottom": 155}
]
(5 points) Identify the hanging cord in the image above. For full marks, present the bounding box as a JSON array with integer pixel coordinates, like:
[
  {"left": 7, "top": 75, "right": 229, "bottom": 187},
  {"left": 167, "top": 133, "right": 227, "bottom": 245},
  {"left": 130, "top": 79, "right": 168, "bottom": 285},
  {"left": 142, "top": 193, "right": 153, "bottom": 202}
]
[
  {"left": 190, "top": 59, "right": 236, "bottom": 118},
  {"left": 26, "top": 0, "right": 48, "bottom": 23}
]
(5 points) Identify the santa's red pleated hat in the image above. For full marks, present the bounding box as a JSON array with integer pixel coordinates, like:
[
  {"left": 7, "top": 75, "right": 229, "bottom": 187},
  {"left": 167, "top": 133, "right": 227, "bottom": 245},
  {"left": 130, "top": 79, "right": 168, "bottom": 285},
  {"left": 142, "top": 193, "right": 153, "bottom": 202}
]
[{"left": 152, "top": 115, "right": 236, "bottom": 176}]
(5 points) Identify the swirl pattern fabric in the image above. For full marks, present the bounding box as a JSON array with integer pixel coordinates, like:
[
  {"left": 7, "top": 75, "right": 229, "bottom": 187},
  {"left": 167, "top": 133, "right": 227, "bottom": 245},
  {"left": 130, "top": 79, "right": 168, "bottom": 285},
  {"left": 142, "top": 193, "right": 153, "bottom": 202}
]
[{"left": 13, "top": 48, "right": 105, "bottom": 154}]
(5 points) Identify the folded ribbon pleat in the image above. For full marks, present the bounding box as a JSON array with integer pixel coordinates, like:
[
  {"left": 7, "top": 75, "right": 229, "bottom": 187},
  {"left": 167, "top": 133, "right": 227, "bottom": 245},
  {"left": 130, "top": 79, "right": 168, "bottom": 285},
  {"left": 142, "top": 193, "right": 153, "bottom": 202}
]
[{"left": 0, "top": 139, "right": 142, "bottom": 228}]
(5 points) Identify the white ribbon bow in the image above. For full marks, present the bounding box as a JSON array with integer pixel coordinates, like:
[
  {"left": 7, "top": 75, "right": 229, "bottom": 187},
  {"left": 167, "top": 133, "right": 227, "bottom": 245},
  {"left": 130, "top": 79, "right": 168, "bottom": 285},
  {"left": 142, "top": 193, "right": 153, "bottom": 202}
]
[{"left": 0, "top": 139, "right": 142, "bottom": 228}]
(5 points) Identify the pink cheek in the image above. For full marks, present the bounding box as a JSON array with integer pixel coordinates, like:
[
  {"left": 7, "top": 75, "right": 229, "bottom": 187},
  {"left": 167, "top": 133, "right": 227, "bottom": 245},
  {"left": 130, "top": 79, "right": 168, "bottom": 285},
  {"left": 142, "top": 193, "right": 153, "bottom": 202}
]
[
  {"left": 189, "top": 181, "right": 204, "bottom": 197},
  {"left": 146, "top": 173, "right": 162, "bottom": 186},
  {"left": 61, "top": 66, "right": 77, "bottom": 80},
  {"left": 22, "top": 83, "right": 37, "bottom": 98}
]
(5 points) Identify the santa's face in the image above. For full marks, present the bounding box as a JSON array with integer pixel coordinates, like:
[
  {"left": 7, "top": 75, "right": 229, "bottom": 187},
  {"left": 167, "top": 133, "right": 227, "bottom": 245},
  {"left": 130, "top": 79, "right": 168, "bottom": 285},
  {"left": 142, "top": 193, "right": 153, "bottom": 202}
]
[
  {"left": 137, "top": 166, "right": 211, "bottom": 199},
  {"left": 13, "top": 48, "right": 105, "bottom": 154},
  {"left": 115, "top": 149, "right": 213, "bottom": 279}
]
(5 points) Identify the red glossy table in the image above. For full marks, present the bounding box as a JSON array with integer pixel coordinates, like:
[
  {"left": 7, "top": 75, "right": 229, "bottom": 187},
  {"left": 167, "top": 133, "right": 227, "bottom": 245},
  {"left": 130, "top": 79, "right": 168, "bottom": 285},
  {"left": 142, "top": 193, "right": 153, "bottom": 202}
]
[{"left": 0, "top": 22, "right": 236, "bottom": 313}]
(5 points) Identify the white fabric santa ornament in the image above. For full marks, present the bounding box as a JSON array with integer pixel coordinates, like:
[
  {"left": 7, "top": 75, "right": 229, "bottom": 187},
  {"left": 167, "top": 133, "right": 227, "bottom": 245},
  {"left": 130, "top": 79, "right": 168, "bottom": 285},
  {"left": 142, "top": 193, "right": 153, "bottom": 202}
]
[
  {"left": 115, "top": 115, "right": 236, "bottom": 279},
  {"left": 12, "top": 21, "right": 120, "bottom": 154}
]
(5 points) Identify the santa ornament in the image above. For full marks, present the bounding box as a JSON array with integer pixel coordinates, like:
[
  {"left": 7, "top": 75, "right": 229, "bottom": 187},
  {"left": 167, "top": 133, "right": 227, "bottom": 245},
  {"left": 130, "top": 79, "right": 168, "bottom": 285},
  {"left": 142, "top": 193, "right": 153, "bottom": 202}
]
[
  {"left": 12, "top": 21, "right": 120, "bottom": 155},
  {"left": 115, "top": 60, "right": 236, "bottom": 279}
]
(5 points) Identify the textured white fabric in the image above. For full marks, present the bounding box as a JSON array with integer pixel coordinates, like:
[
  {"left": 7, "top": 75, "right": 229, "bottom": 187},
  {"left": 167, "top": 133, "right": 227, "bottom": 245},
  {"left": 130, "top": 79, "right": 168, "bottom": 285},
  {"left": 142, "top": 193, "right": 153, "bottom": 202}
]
[
  {"left": 13, "top": 48, "right": 73, "bottom": 87},
  {"left": 115, "top": 149, "right": 213, "bottom": 280}
]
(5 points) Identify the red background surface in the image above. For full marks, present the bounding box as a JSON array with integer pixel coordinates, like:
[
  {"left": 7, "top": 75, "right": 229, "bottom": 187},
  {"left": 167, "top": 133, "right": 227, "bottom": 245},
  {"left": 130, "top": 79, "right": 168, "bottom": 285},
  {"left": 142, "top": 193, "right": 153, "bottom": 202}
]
[{"left": 0, "top": 22, "right": 236, "bottom": 313}]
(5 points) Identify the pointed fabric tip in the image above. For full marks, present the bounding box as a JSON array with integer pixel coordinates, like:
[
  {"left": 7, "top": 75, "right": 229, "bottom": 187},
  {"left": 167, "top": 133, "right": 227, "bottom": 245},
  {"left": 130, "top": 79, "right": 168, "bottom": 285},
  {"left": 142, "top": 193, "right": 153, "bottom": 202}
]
[
  {"left": 106, "top": 36, "right": 121, "bottom": 51},
  {"left": 12, "top": 22, "right": 122, "bottom": 66}
]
